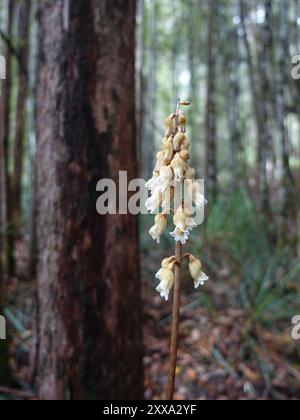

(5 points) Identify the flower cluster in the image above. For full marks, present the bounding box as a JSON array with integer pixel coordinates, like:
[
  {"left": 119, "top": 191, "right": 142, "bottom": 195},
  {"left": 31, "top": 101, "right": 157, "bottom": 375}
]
[{"left": 146, "top": 104, "right": 209, "bottom": 300}]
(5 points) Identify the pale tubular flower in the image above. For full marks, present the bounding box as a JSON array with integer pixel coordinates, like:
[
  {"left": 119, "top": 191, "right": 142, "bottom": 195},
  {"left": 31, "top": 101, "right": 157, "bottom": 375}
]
[
  {"left": 188, "top": 255, "right": 209, "bottom": 289},
  {"left": 170, "top": 205, "right": 196, "bottom": 243},
  {"left": 179, "top": 150, "right": 190, "bottom": 162},
  {"left": 161, "top": 186, "right": 174, "bottom": 211},
  {"left": 185, "top": 166, "right": 196, "bottom": 180},
  {"left": 146, "top": 188, "right": 162, "bottom": 214},
  {"left": 149, "top": 214, "right": 167, "bottom": 243},
  {"left": 165, "top": 113, "right": 175, "bottom": 137},
  {"left": 162, "top": 137, "right": 174, "bottom": 162},
  {"left": 154, "top": 150, "right": 167, "bottom": 172},
  {"left": 156, "top": 257, "right": 176, "bottom": 300},
  {"left": 173, "top": 206, "right": 187, "bottom": 231},
  {"left": 185, "top": 179, "right": 208, "bottom": 209},
  {"left": 171, "top": 153, "right": 187, "bottom": 181},
  {"left": 181, "top": 136, "right": 190, "bottom": 150},
  {"left": 178, "top": 111, "right": 187, "bottom": 131},
  {"left": 145, "top": 172, "right": 160, "bottom": 193},
  {"left": 173, "top": 131, "right": 185, "bottom": 152},
  {"left": 183, "top": 203, "right": 198, "bottom": 231},
  {"left": 158, "top": 165, "right": 173, "bottom": 193}
]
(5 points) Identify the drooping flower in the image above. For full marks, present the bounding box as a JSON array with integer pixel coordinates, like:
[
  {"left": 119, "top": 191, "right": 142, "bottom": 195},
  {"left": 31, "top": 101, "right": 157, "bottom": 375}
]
[
  {"left": 188, "top": 255, "right": 209, "bottom": 289},
  {"left": 185, "top": 179, "right": 208, "bottom": 209},
  {"left": 162, "top": 137, "right": 174, "bottom": 162},
  {"left": 158, "top": 165, "right": 173, "bottom": 193},
  {"left": 161, "top": 186, "right": 174, "bottom": 212},
  {"left": 171, "top": 153, "right": 186, "bottom": 181},
  {"left": 154, "top": 150, "right": 167, "bottom": 173},
  {"left": 165, "top": 113, "right": 176, "bottom": 137},
  {"left": 185, "top": 167, "right": 195, "bottom": 180},
  {"left": 179, "top": 149, "right": 190, "bottom": 162},
  {"left": 178, "top": 111, "right": 186, "bottom": 131},
  {"left": 145, "top": 172, "right": 160, "bottom": 193},
  {"left": 183, "top": 203, "right": 198, "bottom": 232},
  {"left": 149, "top": 214, "right": 167, "bottom": 243},
  {"left": 155, "top": 257, "right": 176, "bottom": 301},
  {"left": 173, "top": 131, "right": 185, "bottom": 152},
  {"left": 181, "top": 136, "right": 190, "bottom": 150},
  {"left": 146, "top": 188, "right": 162, "bottom": 214}
]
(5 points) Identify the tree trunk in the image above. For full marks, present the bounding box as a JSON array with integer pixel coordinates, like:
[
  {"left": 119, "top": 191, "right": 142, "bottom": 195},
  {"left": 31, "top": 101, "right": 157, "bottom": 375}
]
[
  {"left": 205, "top": 0, "right": 218, "bottom": 201},
  {"left": 0, "top": 0, "right": 15, "bottom": 386},
  {"left": 276, "top": 0, "right": 297, "bottom": 247},
  {"left": 240, "top": 0, "right": 272, "bottom": 219},
  {"left": 0, "top": 0, "right": 15, "bottom": 276},
  {"left": 12, "top": 0, "right": 31, "bottom": 230},
  {"left": 36, "top": 0, "right": 143, "bottom": 400},
  {"left": 143, "top": 0, "right": 157, "bottom": 179}
]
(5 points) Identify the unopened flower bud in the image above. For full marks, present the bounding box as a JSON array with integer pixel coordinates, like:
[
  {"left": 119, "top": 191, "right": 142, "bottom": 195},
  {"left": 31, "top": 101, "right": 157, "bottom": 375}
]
[
  {"left": 180, "top": 150, "right": 190, "bottom": 162},
  {"left": 149, "top": 214, "right": 167, "bottom": 243},
  {"left": 173, "top": 132, "right": 185, "bottom": 152},
  {"left": 171, "top": 153, "right": 186, "bottom": 181},
  {"left": 188, "top": 255, "right": 209, "bottom": 288}
]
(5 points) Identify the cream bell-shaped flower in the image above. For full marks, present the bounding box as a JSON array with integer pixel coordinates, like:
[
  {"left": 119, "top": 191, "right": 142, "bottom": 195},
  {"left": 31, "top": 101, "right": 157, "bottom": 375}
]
[
  {"left": 189, "top": 255, "right": 209, "bottom": 289},
  {"left": 154, "top": 150, "right": 167, "bottom": 173},
  {"left": 179, "top": 150, "right": 190, "bottom": 162},
  {"left": 145, "top": 172, "right": 160, "bottom": 193},
  {"left": 171, "top": 153, "right": 187, "bottom": 181},
  {"left": 161, "top": 186, "right": 174, "bottom": 211},
  {"left": 162, "top": 137, "right": 174, "bottom": 162},
  {"left": 183, "top": 203, "right": 198, "bottom": 232},
  {"left": 158, "top": 165, "right": 173, "bottom": 193},
  {"left": 185, "top": 179, "right": 208, "bottom": 209},
  {"left": 181, "top": 136, "right": 190, "bottom": 150},
  {"left": 155, "top": 257, "right": 176, "bottom": 301},
  {"left": 149, "top": 214, "right": 167, "bottom": 243},
  {"left": 146, "top": 188, "right": 162, "bottom": 214},
  {"left": 171, "top": 207, "right": 190, "bottom": 243},
  {"left": 185, "top": 167, "right": 196, "bottom": 180},
  {"left": 173, "top": 206, "right": 187, "bottom": 231},
  {"left": 178, "top": 111, "right": 187, "bottom": 131},
  {"left": 173, "top": 131, "right": 185, "bottom": 152}
]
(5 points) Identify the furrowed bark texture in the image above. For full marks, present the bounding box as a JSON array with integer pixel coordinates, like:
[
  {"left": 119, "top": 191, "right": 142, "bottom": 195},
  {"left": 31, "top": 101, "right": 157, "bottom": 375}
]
[
  {"left": 36, "top": 0, "right": 143, "bottom": 400},
  {"left": 13, "top": 0, "right": 31, "bottom": 229}
]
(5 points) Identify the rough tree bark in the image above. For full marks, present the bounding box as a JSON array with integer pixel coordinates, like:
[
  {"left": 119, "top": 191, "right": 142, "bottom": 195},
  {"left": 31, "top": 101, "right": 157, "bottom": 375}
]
[
  {"left": 205, "top": 0, "right": 218, "bottom": 201},
  {"left": 0, "top": 0, "right": 15, "bottom": 276},
  {"left": 12, "top": 0, "right": 31, "bottom": 229},
  {"left": 37, "top": 0, "right": 143, "bottom": 400},
  {"left": 143, "top": 0, "right": 157, "bottom": 180},
  {"left": 0, "top": 0, "right": 15, "bottom": 386}
]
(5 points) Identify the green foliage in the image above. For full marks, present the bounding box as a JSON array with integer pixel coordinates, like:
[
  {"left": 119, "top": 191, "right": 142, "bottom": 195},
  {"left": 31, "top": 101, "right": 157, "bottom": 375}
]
[{"left": 205, "top": 189, "right": 300, "bottom": 326}]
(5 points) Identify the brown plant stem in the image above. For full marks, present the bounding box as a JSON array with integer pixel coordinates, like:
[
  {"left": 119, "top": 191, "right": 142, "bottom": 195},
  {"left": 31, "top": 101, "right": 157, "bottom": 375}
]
[{"left": 166, "top": 240, "right": 182, "bottom": 400}]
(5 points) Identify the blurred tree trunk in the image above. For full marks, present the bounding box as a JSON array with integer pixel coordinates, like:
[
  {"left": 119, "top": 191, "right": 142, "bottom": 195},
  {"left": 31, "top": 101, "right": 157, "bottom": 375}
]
[
  {"left": 276, "top": 0, "right": 297, "bottom": 246},
  {"left": 188, "top": 0, "right": 199, "bottom": 168},
  {"left": 37, "top": 0, "right": 143, "bottom": 400},
  {"left": 12, "top": 0, "right": 31, "bottom": 230},
  {"left": 240, "top": 0, "right": 272, "bottom": 219},
  {"left": 0, "top": 0, "right": 15, "bottom": 276},
  {"left": 205, "top": 0, "right": 218, "bottom": 201},
  {"left": 225, "top": 23, "right": 242, "bottom": 193},
  {"left": 0, "top": 0, "right": 15, "bottom": 386},
  {"left": 143, "top": 0, "right": 157, "bottom": 179},
  {"left": 256, "top": 0, "right": 273, "bottom": 219},
  {"left": 136, "top": 0, "right": 146, "bottom": 175}
]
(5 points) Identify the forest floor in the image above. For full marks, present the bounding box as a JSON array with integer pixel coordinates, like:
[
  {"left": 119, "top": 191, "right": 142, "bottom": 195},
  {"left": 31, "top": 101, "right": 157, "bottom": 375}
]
[
  {"left": 142, "top": 253, "right": 300, "bottom": 401},
  {"left": 1, "top": 240, "right": 300, "bottom": 400}
]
